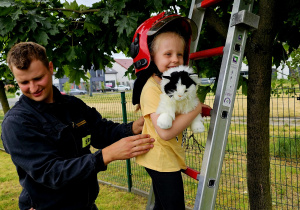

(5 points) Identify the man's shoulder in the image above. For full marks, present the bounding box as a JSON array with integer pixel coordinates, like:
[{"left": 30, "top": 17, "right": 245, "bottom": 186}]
[
  {"left": 61, "top": 94, "right": 87, "bottom": 108},
  {"left": 5, "top": 99, "right": 27, "bottom": 115},
  {"left": 3, "top": 100, "right": 35, "bottom": 124}
]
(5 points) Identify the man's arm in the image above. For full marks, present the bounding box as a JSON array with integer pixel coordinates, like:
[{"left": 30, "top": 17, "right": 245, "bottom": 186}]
[
  {"left": 83, "top": 102, "right": 145, "bottom": 148},
  {"left": 2, "top": 115, "right": 107, "bottom": 189}
]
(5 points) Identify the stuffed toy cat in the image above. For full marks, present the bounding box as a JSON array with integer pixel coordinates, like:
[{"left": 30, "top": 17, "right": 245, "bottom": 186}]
[{"left": 156, "top": 65, "right": 205, "bottom": 133}]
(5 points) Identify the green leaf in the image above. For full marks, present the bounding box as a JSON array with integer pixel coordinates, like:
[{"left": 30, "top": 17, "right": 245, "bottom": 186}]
[
  {"left": 38, "top": 16, "right": 52, "bottom": 29},
  {"left": 27, "top": 15, "right": 38, "bottom": 31},
  {"left": 68, "top": 68, "right": 89, "bottom": 85},
  {"left": 84, "top": 21, "right": 101, "bottom": 35},
  {"left": 74, "top": 29, "right": 85, "bottom": 37},
  {"left": 66, "top": 47, "right": 77, "bottom": 62},
  {"left": 0, "top": 17, "right": 16, "bottom": 36},
  {"left": 0, "top": 0, "right": 14, "bottom": 7},
  {"left": 63, "top": 1, "right": 80, "bottom": 18},
  {"left": 63, "top": 65, "right": 70, "bottom": 73},
  {"left": 33, "top": 31, "right": 49, "bottom": 46},
  {"left": 98, "top": 8, "right": 115, "bottom": 24},
  {"left": 112, "top": 1, "right": 125, "bottom": 11},
  {"left": 197, "top": 86, "right": 212, "bottom": 103},
  {"left": 48, "top": 24, "right": 59, "bottom": 36},
  {"left": 68, "top": 0, "right": 79, "bottom": 9},
  {"left": 153, "top": 0, "right": 163, "bottom": 10},
  {"left": 11, "top": 8, "right": 22, "bottom": 20},
  {"left": 7, "top": 36, "right": 18, "bottom": 49},
  {"left": 272, "top": 42, "right": 286, "bottom": 68},
  {"left": 0, "top": 7, "right": 13, "bottom": 16},
  {"left": 115, "top": 14, "right": 139, "bottom": 36}
]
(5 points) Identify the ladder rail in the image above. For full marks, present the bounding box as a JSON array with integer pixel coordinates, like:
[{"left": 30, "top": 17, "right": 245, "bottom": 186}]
[
  {"left": 188, "top": 0, "right": 206, "bottom": 54},
  {"left": 193, "top": 0, "right": 258, "bottom": 209}
]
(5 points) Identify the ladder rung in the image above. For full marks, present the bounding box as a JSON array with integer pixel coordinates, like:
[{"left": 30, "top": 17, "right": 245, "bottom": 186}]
[
  {"left": 182, "top": 167, "right": 200, "bottom": 180},
  {"left": 190, "top": 46, "right": 224, "bottom": 60},
  {"left": 201, "top": 0, "right": 223, "bottom": 8},
  {"left": 201, "top": 106, "right": 212, "bottom": 117}
]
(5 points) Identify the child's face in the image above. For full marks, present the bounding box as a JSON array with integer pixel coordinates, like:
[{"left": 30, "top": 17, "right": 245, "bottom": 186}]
[{"left": 152, "top": 32, "right": 185, "bottom": 73}]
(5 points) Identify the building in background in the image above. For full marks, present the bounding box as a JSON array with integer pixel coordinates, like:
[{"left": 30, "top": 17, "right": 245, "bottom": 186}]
[
  {"left": 113, "top": 58, "right": 134, "bottom": 88},
  {"left": 53, "top": 58, "right": 134, "bottom": 92}
]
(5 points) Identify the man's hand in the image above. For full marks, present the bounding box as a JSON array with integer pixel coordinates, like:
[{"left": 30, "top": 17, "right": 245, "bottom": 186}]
[
  {"left": 131, "top": 116, "right": 144, "bottom": 134},
  {"left": 102, "top": 134, "right": 154, "bottom": 165}
]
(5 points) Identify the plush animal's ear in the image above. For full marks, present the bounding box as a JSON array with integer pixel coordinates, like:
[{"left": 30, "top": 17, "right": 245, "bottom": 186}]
[{"left": 162, "top": 76, "right": 171, "bottom": 80}]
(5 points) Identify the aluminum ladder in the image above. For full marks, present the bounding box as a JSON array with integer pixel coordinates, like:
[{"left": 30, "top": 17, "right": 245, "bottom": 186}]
[{"left": 187, "top": 0, "right": 259, "bottom": 209}]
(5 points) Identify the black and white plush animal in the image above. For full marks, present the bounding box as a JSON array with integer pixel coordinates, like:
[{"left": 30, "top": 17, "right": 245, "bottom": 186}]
[{"left": 156, "top": 65, "right": 205, "bottom": 133}]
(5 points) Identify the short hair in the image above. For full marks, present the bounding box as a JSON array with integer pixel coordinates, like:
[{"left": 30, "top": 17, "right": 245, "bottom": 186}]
[
  {"left": 150, "top": 31, "right": 186, "bottom": 56},
  {"left": 7, "top": 42, "right": 49, "bottom": 72}
]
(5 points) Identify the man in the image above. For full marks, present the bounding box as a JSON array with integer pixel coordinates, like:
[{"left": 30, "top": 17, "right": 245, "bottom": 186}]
[{"left": 1, "top": 42, "right": 154, "bottom": 210}]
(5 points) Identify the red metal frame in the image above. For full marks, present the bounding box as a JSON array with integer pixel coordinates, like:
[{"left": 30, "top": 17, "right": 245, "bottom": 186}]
[
  {"left": 190, "top": 46, "right": 224, "bottom": 60},
  {"left": 201, "top": 0, "right": 224, "bottom": 8},
  {"left": 182, "top": 106, "right": 211, "bottom": 180},
  {"left": 182, "top": 167, "right": 200, "bottom": 180},
  {"left": 202, "top": 106, "right": 212, "bottom": 117}
]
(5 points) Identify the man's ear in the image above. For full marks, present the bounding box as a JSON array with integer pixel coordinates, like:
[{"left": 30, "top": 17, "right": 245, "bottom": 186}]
[{"left": 49, "top": 61, "right": 54, "bottom": 75}]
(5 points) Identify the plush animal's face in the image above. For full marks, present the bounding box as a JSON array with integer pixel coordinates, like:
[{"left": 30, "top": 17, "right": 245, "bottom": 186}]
[{"left": 162, "top": 71, "right": 197, "bottom": 101}]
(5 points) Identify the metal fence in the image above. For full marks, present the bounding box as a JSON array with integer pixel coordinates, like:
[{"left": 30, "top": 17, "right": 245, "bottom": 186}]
[
  {"left": 0, "top": 88, "right": 299, "bottom": 209},
  {"left": 84, "top": 88, "right": 300, "bottom": 209}
]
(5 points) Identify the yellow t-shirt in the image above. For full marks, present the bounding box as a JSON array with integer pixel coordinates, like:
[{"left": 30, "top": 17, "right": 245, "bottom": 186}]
[{"left": 135, "top": 76, "right": 187, "bottom": 172}]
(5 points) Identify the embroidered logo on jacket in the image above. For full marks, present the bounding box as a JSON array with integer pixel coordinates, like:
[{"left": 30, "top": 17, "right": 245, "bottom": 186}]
[
  {"left": 76, "top": 120, "right": 86, "bottom": 127},
  {"left": 76, "top": 120, "right": 91, "bottom": 148}
]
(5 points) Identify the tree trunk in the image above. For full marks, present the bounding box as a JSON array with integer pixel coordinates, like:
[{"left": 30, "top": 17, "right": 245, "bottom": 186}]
[
  {"left": 0, "top": 81, "right": 10, "bottom": 114},
  {"left": 245, "top": 0, "right": 277, "bottom": 209}
]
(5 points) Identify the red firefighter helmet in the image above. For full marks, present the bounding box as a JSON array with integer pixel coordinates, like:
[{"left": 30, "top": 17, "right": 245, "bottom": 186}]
[{"left": 130, "top": 12, "right": 198, "bottom": 74}]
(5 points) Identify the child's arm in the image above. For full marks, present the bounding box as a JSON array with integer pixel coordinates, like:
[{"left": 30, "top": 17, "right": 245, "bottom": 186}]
[{"left": 150, "top": 102, "right": 203, "bottom": 140}]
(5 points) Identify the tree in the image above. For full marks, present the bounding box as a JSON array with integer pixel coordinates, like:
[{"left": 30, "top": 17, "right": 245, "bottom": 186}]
[
  {"left": 0, "top": 0, "right": 186, "bottom": 114},
  {"left": 285, "top": 47, "right": 300, "bottom": 89},
  {"left": 245, "top": 1, "right": 299, "bottom": 209},
  {"left": 63, "top": 81, "right": 71, "bottom": 94}
]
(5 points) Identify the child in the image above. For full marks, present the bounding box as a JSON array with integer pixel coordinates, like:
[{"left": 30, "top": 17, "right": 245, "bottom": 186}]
[{"left": 131, "top": 12, "right": 203, "bottom": 209}]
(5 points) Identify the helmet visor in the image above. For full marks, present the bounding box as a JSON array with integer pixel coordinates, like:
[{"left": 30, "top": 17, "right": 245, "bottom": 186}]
[{"left": 147, "top": 15, "right": 198, "bottom": 41}]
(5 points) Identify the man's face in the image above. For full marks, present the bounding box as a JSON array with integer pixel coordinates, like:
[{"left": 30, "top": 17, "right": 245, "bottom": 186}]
[{"left": 12, "top": 60, "right": 54, "bottom": 103}]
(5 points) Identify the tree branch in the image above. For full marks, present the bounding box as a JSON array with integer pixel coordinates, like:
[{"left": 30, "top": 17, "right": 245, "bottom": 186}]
[
  {"left": 48, "top": 8, "right": 100, "bottom": 14},
  {"left": 205, "top": 7, "right": 228, "bottom": 40}
]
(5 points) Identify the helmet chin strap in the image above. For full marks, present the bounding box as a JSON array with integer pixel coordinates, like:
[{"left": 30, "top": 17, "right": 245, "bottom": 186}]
[
  {"left": 155, "top": 72, "right": 163, "bottom": 78},
  {"left": 150, "top": 62, "right": 163, "bottom": 78}
]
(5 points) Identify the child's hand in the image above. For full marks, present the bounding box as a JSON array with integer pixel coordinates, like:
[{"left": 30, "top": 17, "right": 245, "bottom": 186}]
[{"left": 132, "top": 116, "right": 144, "bottom": 134}]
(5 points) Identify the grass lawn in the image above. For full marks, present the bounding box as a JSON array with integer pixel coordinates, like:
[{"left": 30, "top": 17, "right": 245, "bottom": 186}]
[{"left": 0, "top": 151, "right": 148, "bottom": 210}]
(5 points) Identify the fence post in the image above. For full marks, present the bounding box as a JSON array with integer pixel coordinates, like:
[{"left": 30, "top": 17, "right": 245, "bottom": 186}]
[{"left": 120, "top": 92, "right": 132, "bottom": 192}]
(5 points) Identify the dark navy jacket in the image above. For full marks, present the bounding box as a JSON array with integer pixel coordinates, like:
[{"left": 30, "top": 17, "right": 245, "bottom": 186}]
[{"left": 1, "top": 87, "right": 134, "bottom": 210}]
